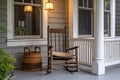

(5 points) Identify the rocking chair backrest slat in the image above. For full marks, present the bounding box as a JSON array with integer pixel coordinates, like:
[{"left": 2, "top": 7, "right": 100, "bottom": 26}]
[
  {"left": 47, "top": 25, "right": 67, "bottom": 52},
  {"left": 54, "top": 33, "right": 57, "bottom": 51},
  {"left": 58, "top": 33, "right": 60, "bottom": 52}
]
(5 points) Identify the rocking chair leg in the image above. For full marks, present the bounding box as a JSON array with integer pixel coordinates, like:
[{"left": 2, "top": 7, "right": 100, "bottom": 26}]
[
  {"left": 47, "top": 61, "right": 50, "bottom": 73},
  {"left": 47, "top": 63, "right": 53, "bottom": 73},
  {"left": 47, "top": 58, "right": 51, "bottom": 73},
  {"left": 47, "top": 57, "right": 53, "bottom": 73}
]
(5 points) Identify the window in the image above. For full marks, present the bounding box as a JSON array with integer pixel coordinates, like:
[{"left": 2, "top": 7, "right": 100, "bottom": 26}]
[
  {"left": 78, "top": 0, "right": 111, "bottom": 36},
  {"left": 104, "top": 0, "right": 110, "bottom": 35},
  {"left": 78, "top": 10, "right": 93, "bottom": 35},
  {"left": 7, "top": 0, "right": 48, "bottom": 46},
  {"left": 14, "top": 0, "right": 42, "bottom": 38},
  {"left": 78, "top": 0, "right": 94, "bottom": 36}
]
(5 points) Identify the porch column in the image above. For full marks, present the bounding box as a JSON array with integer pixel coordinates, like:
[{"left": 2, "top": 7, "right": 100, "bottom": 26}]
[
  {"left": 92, "top": 0, "right": 105, "bottom": 75},
  {"left": 110, "top": 0, "right": 116, "bottom": 37}
]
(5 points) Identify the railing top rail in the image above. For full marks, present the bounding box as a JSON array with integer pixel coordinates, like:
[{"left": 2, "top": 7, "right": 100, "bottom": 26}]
[
  {"left": 69, "top": 38, "right": 94, "bottom": 41},
  {"left": 104, "top": 37, "right": 120, "bottom": 41},
  {"left": 69, "top": 37, "right": 120, "bottom": 42}
]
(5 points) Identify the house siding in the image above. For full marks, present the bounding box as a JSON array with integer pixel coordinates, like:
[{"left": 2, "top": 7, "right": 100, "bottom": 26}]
[
  {"left": 116, "top": 0, "right": 120, "bottom": 36},
  {"left": 0, "top": 0, "right": 7, "bottom": 48},
  {"left": 0, "top": 0, "right": 68, "bottom": 69},
  {"left": 48, "top": 0, "right": 68, "bottom": 28}
]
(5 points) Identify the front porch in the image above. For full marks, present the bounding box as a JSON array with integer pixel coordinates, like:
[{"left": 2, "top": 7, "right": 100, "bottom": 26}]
[
  {"left": 11, "top": 65, "right": 120, "bottom": 80},
  {"left": 4, "top": 0, "right": 120, "bottom": 78}
]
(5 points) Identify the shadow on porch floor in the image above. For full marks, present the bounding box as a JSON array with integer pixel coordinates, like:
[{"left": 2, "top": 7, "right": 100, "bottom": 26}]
[{"left": 11, "top": 65, "right": 120, "bottom": 80}]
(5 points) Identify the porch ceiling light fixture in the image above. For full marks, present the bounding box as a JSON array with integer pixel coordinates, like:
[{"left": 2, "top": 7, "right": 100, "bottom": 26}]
[
  {"left": 24, "top": 5, "right": 33, "bottom": 12},
  {"left": 45, "top": 0, "right": 54, "bottom": 10}
]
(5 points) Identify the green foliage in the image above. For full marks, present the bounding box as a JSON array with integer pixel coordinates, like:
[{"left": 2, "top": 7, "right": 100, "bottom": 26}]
[
  {"left": 105, "top": 0, "right": 110, "bottom": 6},
  {"left": 0, "top": 49, "right": 16, "bottom": 80},
  {"left": 15, "top": 27, "right": 25, "bottom": 35}
]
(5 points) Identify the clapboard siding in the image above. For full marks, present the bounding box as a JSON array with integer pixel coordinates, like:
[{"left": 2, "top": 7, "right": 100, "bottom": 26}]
[
  {"left": 116, "top": 0, "right": 120, "bottom": 36},
  {"left": 49, "top": 18, "right": 68, "bottom": 24},
  {"left": 48, "top": 0, "right": 68, "bottom": 28},
  {"left": 0, "top": 0, "right": 7, "bottom": 48},
  {"left": 49, "top": 13, "right": 66, "bottom": 19},
  {"left": 47, "top": 24, "right": 67, "bottom": 28}
]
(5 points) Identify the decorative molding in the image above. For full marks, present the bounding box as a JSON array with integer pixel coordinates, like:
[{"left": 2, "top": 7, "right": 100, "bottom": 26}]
[{"left": 7, "top": 39, "right": 47, "bottom": 47}]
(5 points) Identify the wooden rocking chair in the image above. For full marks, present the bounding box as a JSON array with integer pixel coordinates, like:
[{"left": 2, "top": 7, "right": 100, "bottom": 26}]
[{"left": 47, "top": 25, "right": 79, "bottom": 73}]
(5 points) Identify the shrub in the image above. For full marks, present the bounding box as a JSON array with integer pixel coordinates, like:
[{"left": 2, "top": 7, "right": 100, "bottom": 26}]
[{"left": 0, "top": 49, "right": 16, "bottom": 80}]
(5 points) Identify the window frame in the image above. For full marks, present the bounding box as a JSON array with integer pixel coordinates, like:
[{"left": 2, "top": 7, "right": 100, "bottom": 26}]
[
  {"left": 69, "top": 0, "right": 116, "bottom": 38},
  {"left": 78, "top": 0, "right": 113, "bottom": 37},
  {"left": 7, "top": 0, "right": 48, "bottom": 46},
  {"left": 14, "top": 1, "right": 42, "bottom": 38}
]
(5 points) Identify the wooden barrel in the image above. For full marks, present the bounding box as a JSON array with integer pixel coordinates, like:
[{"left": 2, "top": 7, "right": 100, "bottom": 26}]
[{"left": 22, "top": 47, "right": 42, "bottom": 71}]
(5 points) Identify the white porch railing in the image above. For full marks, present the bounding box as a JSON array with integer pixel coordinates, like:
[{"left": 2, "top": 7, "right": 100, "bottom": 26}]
[
  {"left": 70, "top": 38, "right": 120, "bottom": 67},
  {"left": 70, "top": 38, "right": 94, "bottom": 66},
  {"left": 104, "top": 38, "right": 120, "bottom": 66}
]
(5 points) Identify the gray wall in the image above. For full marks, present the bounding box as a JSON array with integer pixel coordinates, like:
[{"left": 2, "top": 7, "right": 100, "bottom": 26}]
[
  {"left": 0, "top": 0, "right": 68, "bottom": 69},
  {"left": 116, "top": 0, "right": 120, "bottom": 36}
]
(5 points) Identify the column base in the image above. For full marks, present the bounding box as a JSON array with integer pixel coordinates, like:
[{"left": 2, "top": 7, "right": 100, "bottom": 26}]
[{"left": 92, "top": 59, "right": 105, "bottom": 75}]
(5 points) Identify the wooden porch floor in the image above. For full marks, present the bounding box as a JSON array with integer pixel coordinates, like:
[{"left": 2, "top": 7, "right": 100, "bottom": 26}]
[{"left": 11, "top": 65, "right": 120, "bottom": 80}]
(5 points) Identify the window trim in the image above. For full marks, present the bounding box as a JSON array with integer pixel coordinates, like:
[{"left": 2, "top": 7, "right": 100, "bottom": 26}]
[
  {"left": 14, "top": 2, "right": 42, "bottom": 38},
  {"left": 104, "top": 11, "right": 111, "bottom": 36},
  {"left": 7, "top": 39, "right": 47, "bottom": 47},
  {"left": 7, "top": 0, "right": 48, "bottom": 46}
]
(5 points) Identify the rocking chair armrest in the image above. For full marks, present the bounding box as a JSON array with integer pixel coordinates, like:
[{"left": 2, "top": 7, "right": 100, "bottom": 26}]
[
  {"left": 66, "top": 46, "right": 78, "bottom": 51},
  {"left": 66, "top": 46, "right": 79, "bottom": 58},
  {"left": 48, "top": 45, "right": 53, "bottom": 50}
]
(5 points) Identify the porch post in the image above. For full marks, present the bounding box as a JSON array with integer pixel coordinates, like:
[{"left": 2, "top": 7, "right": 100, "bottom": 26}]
[
  {"left": 110, "top": 0, "right": 116, "bottom": 37},
  {"left": 92, "top": 0, "right": 105, "bottom": 75}
]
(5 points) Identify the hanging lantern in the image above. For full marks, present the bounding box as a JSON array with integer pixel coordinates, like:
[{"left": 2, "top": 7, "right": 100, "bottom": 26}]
[
  {"left": 45, "top": 2, "right": 54, "bottom": 10},
  {"left": 24, "top": 5, "right": 33, "bottom": 12}
]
